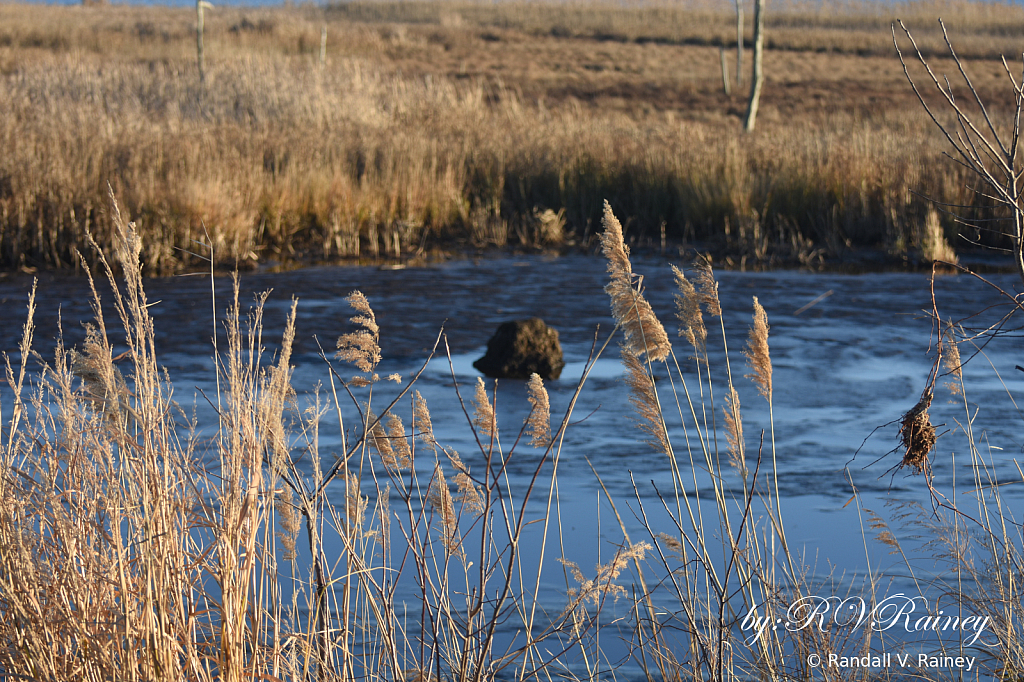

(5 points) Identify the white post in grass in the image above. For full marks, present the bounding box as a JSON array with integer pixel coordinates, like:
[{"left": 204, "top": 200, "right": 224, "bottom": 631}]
[
  {"left": 719, "top": 48, "right": 731, "bottom": 95},
  {"left": 743, "top": 0, "right": 765, "bottom": 132},
  {"left": 735, "top": 0, "right": 743, "bottom": 87},
  {"left": 197, "top": 0, "right": 214, "bottom": 85},
  {"left": 320, "top": 24, "right": 327, "bottom": 71}
]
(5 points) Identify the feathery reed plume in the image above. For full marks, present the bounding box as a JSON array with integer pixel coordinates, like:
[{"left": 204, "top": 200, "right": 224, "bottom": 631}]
[
  {"left": 386, "top": 413, "right": 413, "bottom": 469},
  {"left": 413, "top": 390, "right": 436, "bottom": 450},
  {"left": 277, "top": 486, "right": 301, "bottom": 562},
  {"left": 744, "top": 297, "right": 772, "bottom": 401},
  {"left": 655, "top": 532, "right": 686, "bottom": 560},
  {"left": 427, "top": 463, "right": 461, "bottom": 554},
  {"left": 366, "top": 407, "right": 399, "bottom": 471},
  {"left": 900, "top": 390, "right": 935, "bottom": 474},
  {"left": 560, "top": 541, "right": 652, "bottom": 623},
  {"left": 264, "top": 300, "right": 297, "bottom": 473},
  {"left": 473, "top": 377, "right": 496, "bottom": 439},
  {"left": 723, "top": 385, "right": 745, "bottom": 473},
  {"left": 525, "top": 373, "right": 552, "bottom": 448},
  {"left": 693, "top": 254, "right": 722, "bottom": 317},
  {"left": 600, "top": 201, "right": 671, "bottom": 362},
  {"left": 622, "top": 346, "right": 670, "bottom": 456},
  {"left": 865, "top": 509, "right": 900, "bottom": 554},
  {"left": 671, "top": 265, "right": 706, "bottom": 355},
  {"left": 337, "top": 291, "right": 381, "bottom": 374},
  {"left": 70, "top": 324, "right": 132, "bottom": 427},
  {"left": 368, "top": 484, "right": 391, "bottom": 554},
  {"left": 344, "top": 471, "right": 367, "bottom": 527},
  {"left": 444, "top": 447, "right": 484, "bottom": 515},
  {"left": 942, "top": 321, "right": 963, "bottom": 396}
]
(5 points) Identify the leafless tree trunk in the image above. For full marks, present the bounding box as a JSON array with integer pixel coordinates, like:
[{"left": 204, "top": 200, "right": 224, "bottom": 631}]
[
  {"left": 735, "top": 0, "right": 744, "bottom": 87},
  {"left": 743, "top": 0, "right": 765, "bottom": 132}
]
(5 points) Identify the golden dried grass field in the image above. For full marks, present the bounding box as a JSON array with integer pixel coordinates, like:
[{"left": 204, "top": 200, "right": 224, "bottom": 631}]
[{"left": 0, "top": 0, "right": 1022, "bottom": 272}]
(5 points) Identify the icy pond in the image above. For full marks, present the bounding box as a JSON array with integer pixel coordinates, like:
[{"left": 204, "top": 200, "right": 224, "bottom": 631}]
[{"left": 1, "top": 254, "right": 1020, "bottom": 675}]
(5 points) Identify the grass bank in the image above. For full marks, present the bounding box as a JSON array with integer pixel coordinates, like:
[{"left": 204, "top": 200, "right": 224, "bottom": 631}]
[{"left": 0, "top": 1, "right": 1020, "bottom": 272}]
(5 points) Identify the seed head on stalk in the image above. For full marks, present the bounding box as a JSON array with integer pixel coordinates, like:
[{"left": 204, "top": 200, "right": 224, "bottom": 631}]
[{"left": 600, "top": 201, "right": 670, "bottom": 362}]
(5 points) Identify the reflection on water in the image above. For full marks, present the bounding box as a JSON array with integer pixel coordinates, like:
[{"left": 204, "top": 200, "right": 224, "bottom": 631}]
[{"left": 1, "top": 255, "right": 1021, "bottom": 669}]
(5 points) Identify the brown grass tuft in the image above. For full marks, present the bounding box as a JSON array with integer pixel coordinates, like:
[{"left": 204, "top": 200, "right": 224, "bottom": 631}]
[
  {"left": 744, "top": 297, "right": 772, "bottom": 402},
  {"left": 600, "top": 201, "right": 671, "bottom": 362},
  {"left": 900, "top": 390, "right": 936, "bottom": 474}
]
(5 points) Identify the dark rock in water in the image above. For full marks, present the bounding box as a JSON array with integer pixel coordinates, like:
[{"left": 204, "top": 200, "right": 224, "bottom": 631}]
[{"left": 474, "top": 318, "right": 565, "bottom": 380}]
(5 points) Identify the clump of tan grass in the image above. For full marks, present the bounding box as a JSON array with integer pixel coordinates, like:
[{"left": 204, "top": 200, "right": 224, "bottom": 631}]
[{"left": 921, "top": 206, "right": 959, "bottom": 265}]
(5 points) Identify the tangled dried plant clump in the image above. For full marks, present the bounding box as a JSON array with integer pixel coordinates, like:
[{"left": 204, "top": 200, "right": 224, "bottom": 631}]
[{"left": 900, "top": 389, "right": 935, "bottom": 474}]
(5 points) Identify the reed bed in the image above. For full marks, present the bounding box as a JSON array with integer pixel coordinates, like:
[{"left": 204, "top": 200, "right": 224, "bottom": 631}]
[
  {"left": 2, "top": 193, "right": 1021, "bottom": 680},
  {"left": 0, "top": 1, "right": 1015, "bottom": 272}
]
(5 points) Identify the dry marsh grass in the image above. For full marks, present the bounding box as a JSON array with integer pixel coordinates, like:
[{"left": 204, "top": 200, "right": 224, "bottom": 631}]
[
  {"left": 2, "top": 193, "right": 1024, "bottom": 680},
  {"left": 0, "top": 1, "right": 1020, "bottom": 272}
]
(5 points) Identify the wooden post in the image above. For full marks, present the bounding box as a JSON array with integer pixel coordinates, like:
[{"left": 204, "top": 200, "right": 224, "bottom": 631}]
[
  {"left": 743, "top": 0, "right": 765, "bottom": 132},
  {"left": 320, "top": 24, "right": 327, "bottom": 71},
  {"left": 197, "top": 0, "right": 213, "bottom": 85},
  {"left": 735, "top": 0, "right": 743, "bottom": 87},
  {"left": 720, "top": 48, "right": 731, "bottom": 95}
]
